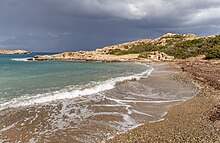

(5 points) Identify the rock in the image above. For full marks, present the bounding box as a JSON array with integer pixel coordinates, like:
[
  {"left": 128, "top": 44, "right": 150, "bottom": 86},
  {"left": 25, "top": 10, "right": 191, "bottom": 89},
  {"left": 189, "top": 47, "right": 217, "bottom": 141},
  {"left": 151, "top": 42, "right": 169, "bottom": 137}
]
[
  {"left": 27, "top": 58, "right": 34, "bottom": 61},
  {"left": 0, "top": 50, "right": 31, "bottom": 54},
  {"left": 139, "top": 51, "right": 174, "bottom": 61}
]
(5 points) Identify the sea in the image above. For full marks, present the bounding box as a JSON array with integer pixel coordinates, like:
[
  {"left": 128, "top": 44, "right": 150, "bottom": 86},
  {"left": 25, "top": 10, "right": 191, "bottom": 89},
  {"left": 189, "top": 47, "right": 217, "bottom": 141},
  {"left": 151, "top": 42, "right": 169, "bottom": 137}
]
[
  {"left": 0, "top": 53, "right": 196, "bottom": 143},
  {"left": 0, "top": 53, "right": 150, "bottom": 110}
]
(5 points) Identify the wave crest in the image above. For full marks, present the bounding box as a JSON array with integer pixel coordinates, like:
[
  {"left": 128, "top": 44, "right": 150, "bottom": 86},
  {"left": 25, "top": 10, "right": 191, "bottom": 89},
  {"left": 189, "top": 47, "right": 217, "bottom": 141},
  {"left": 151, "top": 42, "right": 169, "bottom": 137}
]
[{"left": 11, "top": 58, "right": 31, "bottom": 62}]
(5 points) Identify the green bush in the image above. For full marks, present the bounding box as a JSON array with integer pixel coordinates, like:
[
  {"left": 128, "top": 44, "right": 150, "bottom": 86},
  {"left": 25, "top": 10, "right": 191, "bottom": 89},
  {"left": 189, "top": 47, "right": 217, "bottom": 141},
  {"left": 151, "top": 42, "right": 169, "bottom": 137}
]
[
  {"left": 108, "top": 49, "right": 130, "bottom": 55},
  {"left": 161, "top": 47, "right": 200, "bottom": 59},
  {"left": 205, "top": 46, "right": 220, "bottom": 59},
  {"left": 108, "top": 44, "right": 166, "bottom": 55}
]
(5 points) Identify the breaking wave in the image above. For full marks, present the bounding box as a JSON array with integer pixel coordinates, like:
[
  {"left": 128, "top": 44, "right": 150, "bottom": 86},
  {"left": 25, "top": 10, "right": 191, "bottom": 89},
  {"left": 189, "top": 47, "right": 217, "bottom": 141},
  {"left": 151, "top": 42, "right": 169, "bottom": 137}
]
[
  {"left": 11, "top": 58, "right": 31, "bottom": 62},
  {"left": 0, "top": 64, "right": 154, "bottom": 110}
]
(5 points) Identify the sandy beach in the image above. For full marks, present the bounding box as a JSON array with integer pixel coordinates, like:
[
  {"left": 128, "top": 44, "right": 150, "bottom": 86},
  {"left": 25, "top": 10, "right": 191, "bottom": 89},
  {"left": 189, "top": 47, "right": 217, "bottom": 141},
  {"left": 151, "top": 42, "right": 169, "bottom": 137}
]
[{"left": 108, "top": 61, "right": 220, "bottom": 142}]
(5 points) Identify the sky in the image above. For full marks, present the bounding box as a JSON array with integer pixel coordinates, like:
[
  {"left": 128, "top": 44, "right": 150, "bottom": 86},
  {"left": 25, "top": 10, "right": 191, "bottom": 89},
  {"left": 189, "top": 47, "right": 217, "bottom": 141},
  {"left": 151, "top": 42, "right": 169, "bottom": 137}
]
[{"left": 0, "top": 0, "right": 220, "bottom": 52}]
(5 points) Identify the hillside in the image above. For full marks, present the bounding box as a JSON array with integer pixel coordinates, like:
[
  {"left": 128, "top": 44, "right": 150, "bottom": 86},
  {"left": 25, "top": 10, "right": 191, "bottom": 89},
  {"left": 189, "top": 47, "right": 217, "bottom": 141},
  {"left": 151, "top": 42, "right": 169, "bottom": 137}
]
[
  {"left": 107, "top": 33, "right": 220, "bottom": 59},
  {"left": 33, "top": 33, "right": 220, "bottom": 62}
]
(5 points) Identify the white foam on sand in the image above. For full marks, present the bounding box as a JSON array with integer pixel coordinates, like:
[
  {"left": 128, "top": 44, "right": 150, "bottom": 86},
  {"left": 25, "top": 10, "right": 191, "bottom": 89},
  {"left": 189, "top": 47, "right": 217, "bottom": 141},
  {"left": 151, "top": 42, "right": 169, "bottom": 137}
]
[{"left": 0, "top": 64, "right": 154, "bottom": 110}]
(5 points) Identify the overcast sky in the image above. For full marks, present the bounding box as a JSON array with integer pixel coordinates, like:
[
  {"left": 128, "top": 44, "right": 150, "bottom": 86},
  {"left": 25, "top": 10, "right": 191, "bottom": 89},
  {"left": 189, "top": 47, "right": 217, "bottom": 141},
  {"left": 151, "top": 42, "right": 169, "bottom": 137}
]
[{"left": 0, "top": 0, "right": 220, "bottom": 52}]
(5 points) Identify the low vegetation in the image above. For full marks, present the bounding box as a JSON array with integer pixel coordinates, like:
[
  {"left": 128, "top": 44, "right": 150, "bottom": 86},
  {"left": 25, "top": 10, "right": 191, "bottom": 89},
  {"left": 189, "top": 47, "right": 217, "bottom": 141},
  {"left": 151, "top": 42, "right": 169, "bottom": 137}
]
[
  {"left": 206, "top": 45, "right": 220, "bottom": 59},
  {"left": 108, "top": 35, "right": 220, "bottom": 59},
  {"left": 108, "top": 44, "right": 166, "bottom": 55}
]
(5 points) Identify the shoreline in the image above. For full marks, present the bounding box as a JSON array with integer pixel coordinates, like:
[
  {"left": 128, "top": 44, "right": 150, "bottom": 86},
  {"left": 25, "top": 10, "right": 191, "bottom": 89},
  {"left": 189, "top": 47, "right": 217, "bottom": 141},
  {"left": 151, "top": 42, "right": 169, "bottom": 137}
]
[
  {"left": 105, "top": 62, "right": 199, "bottom": 142},
  {"left": 108, "top": 61, "right": 220, "bottom": 143},
  {"left": 0, "top": 62, "right": 198, "bottom": 143}
]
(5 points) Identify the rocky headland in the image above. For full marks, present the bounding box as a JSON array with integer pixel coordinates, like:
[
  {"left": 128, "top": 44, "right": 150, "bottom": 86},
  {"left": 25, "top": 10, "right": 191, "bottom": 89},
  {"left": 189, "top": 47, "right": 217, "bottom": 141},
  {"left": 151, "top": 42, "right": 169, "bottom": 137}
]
[
  {"left": 33, "top": 33, "right": 199, "bottom": 62},
  {"left": 32, "top": 32, "right": 220, "bottom": 63},
  {"left": 0, "top": 50, "right": 31, "bottom": 55}
]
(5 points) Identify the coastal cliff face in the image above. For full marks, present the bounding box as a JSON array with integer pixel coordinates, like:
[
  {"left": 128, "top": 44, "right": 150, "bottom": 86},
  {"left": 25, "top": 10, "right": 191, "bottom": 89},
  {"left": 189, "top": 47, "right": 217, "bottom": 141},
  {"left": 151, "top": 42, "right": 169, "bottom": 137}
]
[{"left": 0, "top": 50, "right": 31, "bottom": 54}]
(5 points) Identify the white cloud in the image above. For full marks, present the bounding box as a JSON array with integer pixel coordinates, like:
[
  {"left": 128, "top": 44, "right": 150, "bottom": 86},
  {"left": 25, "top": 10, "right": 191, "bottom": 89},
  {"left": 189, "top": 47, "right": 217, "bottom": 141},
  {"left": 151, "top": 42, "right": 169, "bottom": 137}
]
[{"left": 185, "top": 7, "right": 220, "bottom": 25}]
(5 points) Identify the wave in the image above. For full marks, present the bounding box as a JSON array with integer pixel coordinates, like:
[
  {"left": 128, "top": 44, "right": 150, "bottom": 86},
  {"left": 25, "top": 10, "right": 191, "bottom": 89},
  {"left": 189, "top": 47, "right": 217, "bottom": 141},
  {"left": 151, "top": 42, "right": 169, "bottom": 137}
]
[
  {"left": 11, "top": 57, "right": 33, "bottom": 62},
  {"left": 0, "top": 64, "right": 154, "bottom": 110}
]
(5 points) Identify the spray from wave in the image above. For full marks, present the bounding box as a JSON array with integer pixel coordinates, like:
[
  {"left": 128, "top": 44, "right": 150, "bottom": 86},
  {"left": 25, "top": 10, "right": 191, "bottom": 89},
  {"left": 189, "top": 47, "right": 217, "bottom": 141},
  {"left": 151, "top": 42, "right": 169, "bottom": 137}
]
[{"left": 11, "top": 58, "right": 32, "bottom": 62}]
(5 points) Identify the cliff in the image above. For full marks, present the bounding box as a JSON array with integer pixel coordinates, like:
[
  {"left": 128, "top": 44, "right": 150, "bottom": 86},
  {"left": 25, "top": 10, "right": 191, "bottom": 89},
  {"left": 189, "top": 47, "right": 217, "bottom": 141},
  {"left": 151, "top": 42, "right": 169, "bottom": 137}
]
[{"left": 0, "top": 50, "right": 31, "bottom": 55}]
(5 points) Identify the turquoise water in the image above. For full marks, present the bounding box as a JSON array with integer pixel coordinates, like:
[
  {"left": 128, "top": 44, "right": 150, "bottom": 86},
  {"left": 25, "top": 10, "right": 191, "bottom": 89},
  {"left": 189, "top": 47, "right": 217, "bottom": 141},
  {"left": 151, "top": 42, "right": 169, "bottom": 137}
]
[{"left": 0, "top": 53, "right": 150, "bottom": 109}]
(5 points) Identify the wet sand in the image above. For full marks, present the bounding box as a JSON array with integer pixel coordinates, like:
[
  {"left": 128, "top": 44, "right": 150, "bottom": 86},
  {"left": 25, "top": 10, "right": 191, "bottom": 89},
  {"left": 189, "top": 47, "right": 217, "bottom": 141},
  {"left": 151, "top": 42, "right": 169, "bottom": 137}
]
[
  {"left": 108, "top": 61, "right": 220, "bottom": 143},
  {"left": 0, "top": 62, "right": 197, "bottom": 143}
]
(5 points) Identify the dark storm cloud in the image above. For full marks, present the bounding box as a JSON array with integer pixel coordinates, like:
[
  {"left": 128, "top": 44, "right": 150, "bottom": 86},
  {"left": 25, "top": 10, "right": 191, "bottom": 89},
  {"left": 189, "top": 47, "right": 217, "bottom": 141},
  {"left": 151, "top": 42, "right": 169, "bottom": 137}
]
[{"left": 0, "top": 0, "right": 220, "bottom": 52}]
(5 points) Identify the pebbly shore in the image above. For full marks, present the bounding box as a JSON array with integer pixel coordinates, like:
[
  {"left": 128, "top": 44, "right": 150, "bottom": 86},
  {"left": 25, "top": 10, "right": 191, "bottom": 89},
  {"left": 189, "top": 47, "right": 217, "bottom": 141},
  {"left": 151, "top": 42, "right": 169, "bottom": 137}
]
[{"left": 108, "top": 60, "right": 220, "bottom": 143}]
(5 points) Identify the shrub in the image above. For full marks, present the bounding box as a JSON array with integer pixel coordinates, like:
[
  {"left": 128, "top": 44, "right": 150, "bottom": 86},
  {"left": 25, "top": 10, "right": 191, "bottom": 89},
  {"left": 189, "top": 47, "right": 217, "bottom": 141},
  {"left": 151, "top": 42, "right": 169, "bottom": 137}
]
[
  {"left": 205, "top": 46, "right": 220, "bottom": 59},
  {"left": 108, "top": 49, "right": 129, "bottom": 55}
]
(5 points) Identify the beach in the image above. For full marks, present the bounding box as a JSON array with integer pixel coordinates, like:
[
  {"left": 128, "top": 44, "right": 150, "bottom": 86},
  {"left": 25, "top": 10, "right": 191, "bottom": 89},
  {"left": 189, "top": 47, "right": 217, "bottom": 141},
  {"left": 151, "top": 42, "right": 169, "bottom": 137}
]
[
  {"left": 0, "top": 61, "right": 198, "bottom": 143},
  {"left": 1, "top": 0, "right": 220, "bottom": 142},
  {"left": 108, "top": 60, "right": 220, "bottom": 142}
]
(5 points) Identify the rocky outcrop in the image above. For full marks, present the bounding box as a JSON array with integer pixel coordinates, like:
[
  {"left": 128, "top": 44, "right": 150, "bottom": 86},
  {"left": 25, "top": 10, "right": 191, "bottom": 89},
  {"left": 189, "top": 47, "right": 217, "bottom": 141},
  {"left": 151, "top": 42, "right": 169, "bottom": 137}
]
[
  {"left": 34, "top": 52, "right": 145, "bottom": 62},
  {"left": 0, "top": 50, "right": 31, "bottom": 54},
  {"left": 139, "top": 51, "right": 174, "bottom": 61},
  {"left": 33, "top": 51, "right": 174, "bottom": 62}
]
